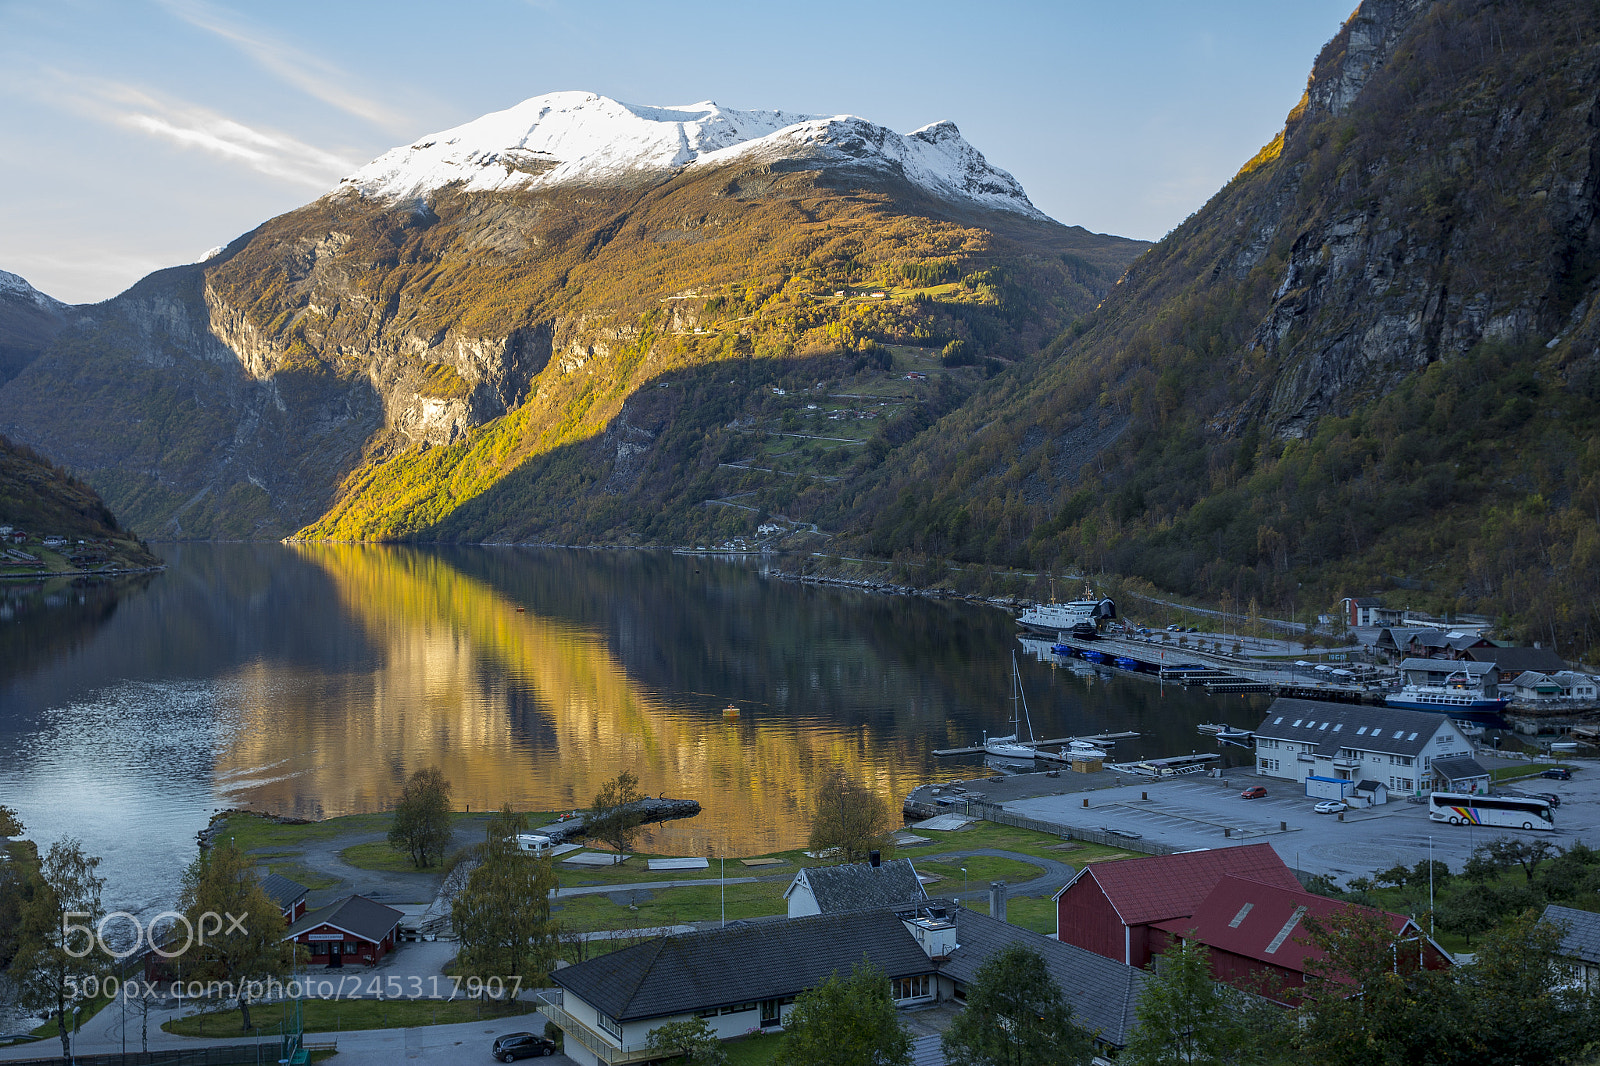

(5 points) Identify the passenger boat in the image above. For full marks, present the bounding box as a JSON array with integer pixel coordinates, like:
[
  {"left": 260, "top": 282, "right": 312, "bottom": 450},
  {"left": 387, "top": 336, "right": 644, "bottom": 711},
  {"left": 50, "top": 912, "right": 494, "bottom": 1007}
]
[
  {"left": 1384, "top": 671, "right": 1510, "bottom": 725},
  {"left": 1017, "top": 583, "right": 1116, "bottom": 640}
]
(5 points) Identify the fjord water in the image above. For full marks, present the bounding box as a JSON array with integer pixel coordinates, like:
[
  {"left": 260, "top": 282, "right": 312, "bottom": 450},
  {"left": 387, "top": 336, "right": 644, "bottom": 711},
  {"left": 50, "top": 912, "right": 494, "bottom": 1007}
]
[{"left": 0, "top": 544, "right": 1261, "bottom": 914}]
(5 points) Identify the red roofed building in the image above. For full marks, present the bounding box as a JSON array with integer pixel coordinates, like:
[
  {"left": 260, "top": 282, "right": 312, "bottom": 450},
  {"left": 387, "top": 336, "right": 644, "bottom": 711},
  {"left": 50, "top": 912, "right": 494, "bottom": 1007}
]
[
  {"left": 1052, "top": 843, "right": 1302, "bottom": 967},
  {"left": 1150, "top": 875, "right": 1450, "bottom": 998}
]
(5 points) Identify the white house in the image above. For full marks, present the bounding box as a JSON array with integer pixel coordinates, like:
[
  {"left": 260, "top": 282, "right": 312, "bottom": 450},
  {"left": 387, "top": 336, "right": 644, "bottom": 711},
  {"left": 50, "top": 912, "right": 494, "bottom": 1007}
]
[
  {"left": 543, "top": 909, "right": 939, "bottom": 1065},
  {"left": 1542, "top": 904, "right": 1600, "bottom": 993},
  {"left": 1252, "top": 699, "right": 1474, "bottom": 797},
  {"left": 783, "top": 856, "right": 926, "bottom": 918}
]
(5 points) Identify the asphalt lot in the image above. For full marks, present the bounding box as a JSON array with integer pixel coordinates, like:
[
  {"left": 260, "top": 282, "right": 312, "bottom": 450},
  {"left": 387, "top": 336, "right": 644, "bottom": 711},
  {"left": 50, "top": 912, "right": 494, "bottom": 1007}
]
[{"left": 1003, "top": 761, "right": 1600, "bottom": 885}]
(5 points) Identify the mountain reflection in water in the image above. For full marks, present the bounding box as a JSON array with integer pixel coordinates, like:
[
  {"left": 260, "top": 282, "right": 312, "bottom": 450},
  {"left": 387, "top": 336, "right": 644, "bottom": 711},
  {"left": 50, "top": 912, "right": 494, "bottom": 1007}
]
[{"left": 0, "top": 543, "right": 1261, "bottom": 912}]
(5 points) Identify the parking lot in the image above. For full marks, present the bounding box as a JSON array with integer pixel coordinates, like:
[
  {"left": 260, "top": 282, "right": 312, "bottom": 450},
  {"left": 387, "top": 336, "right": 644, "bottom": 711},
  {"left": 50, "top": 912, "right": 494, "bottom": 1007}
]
[{"left": 1003, "top": 761, "right": 1600, "bottom": 884}]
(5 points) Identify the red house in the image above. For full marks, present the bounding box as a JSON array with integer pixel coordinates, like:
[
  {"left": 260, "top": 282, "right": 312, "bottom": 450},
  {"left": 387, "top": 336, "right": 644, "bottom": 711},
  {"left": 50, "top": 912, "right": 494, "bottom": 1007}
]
[
  {"left": 1150, "top": 875, "right": 1451, "bottom": 999},
  {"left": 283, "top": 894, "right": 403, "bottom": 967},
  {"left": 259, "top": 873, "right": 310, "bottom": 923},
  {"left": 1052, "top": 843, "right": 1301, "bottom": 968}
]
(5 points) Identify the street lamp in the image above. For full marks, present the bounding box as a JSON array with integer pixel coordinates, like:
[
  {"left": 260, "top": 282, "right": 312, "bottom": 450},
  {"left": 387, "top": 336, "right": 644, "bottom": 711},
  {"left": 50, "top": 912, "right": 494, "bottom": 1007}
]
[
  {"left": 70, "top": 1005, "right": 80, "bottom": 1066},
  {"left": 961, "top": 867, "right": 968, "bottom": 904}
]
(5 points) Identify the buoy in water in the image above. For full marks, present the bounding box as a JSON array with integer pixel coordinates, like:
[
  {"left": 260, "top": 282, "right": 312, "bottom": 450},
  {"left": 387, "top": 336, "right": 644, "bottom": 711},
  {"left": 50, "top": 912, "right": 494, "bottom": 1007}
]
[{"left": 723, "top": 704, "right": 740, "bottom": 717}]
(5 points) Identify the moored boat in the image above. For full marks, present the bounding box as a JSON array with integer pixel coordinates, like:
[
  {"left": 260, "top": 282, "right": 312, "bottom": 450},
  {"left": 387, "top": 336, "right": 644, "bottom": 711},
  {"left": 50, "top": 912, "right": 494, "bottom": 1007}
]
[{"left": 1017, "top": 583, "right": 1116, "bottom": 640}]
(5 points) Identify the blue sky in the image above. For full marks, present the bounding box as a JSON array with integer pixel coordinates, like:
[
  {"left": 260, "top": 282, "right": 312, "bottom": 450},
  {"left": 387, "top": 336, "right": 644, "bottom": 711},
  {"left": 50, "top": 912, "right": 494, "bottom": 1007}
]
[{"left": 0, "top": 0, "right": 1355, "bottom": 304}]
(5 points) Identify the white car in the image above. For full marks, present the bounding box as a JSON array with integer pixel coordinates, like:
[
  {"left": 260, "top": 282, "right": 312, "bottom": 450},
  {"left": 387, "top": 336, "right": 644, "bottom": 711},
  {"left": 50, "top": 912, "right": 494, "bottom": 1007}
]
[{"left": 1313, "top": 800, "right": 1348, "bottom": 814}]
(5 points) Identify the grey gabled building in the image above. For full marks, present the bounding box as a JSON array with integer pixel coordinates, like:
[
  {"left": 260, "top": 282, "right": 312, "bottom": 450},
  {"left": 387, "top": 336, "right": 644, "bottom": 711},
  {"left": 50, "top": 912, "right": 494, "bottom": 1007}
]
[
  {"left": 937, "top": 907, "right": 1146, "bottom": 1048},
  {"left": 1252, "top": 698, "right": 1474, "bottom": 798},
  {"left": 545, "top": 909, "right": 938, "bottom": 1065},
  {"left": 1541, "top": 904, "right": 1600, "bottom": 993},
  {"left": 784, "top": 857, "right": 927, "bottom": 917}
]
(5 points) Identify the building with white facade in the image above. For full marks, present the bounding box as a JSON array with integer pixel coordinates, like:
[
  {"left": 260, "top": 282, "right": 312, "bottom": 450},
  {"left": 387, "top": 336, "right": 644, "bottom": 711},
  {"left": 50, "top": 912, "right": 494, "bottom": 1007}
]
[
  {"left": 783, "top": 856, "right": 926, "bottom": 918},
  {"left": 1252, "top": 698, "right": 1474, "bottom": 798}
]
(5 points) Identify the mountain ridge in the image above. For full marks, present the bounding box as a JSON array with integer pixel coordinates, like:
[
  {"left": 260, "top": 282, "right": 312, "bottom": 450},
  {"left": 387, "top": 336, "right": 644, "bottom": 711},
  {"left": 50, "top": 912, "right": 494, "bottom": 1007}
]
[{"left": 343, "top": 90, "right": 1047, "bottom": 220}]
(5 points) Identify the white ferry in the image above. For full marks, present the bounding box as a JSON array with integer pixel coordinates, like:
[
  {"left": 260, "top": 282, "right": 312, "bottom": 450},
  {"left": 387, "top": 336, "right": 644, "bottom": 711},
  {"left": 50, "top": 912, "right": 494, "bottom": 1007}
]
[{"left": 1017, "top": 584, "right": 1116, "bottom": 639}]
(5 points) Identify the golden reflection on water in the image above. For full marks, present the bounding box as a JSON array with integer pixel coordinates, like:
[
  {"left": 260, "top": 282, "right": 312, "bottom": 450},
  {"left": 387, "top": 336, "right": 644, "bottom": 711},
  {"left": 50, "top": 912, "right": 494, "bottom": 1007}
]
[{"left": 214, "top": 545, "right": 951, "bottom": 855}]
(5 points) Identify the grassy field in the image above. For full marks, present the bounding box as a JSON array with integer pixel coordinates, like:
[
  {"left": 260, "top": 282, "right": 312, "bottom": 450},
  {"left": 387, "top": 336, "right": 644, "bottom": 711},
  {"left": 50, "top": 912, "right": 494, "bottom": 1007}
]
[{"left": 161, "top": 995, "right": 535, "bottom": 1037}]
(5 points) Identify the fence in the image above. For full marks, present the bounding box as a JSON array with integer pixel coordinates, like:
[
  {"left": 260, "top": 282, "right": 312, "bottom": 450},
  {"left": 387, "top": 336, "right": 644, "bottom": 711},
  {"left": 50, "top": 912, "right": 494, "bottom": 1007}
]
[
  {"left": 962, "top": 800, "right": 1179, "bottom": 856},
  {"left": 6, "top": 1043, "right": 283, "bottom": 1066}
]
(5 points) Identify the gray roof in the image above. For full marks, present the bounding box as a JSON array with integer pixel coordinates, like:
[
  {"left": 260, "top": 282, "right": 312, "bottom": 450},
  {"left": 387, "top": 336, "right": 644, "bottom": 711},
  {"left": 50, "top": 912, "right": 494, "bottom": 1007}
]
[
  {"left": 788, "top": 859, "right": 928, "bottom": 913},
  {"left": 1430, "top": 756, "right": 1488, "bottom": 782},
  {"left": 1256, "top": 699, "right": 1461, "bottom": 758},
  {"left": 1461, "top": 646, "right": 1566, "bottom": 673},
  {"left": 911, "top": 1034, "right": 946, "bottom": 1066},
  {"left": 941, "top": 909, "right": 1146, "bottom": 1048},
  {"left": 1541, "top": 904, "right": 1600, "bottom": 965},
  {"left": 551, "top": 909, "right": 934, "bottom": 1022},
  {"left": 1397, "top": 658, "right": 1495, "bottom": 678},
  {"left": 258, "top": 873, "right": 309, "bottom": 911},
  {"left": 283, "top": 894, "right": 402, "bottom": 945}
]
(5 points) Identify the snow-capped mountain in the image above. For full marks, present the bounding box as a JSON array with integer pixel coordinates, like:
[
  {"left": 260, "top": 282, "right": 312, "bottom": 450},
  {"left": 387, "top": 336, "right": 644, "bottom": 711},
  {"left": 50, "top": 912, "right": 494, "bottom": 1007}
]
[
  {"left": 341, "top": 91, "right": 1047, "bottom": 221},
  {"left": 0, "top": 270, "right": 68, "bottom": 313}
]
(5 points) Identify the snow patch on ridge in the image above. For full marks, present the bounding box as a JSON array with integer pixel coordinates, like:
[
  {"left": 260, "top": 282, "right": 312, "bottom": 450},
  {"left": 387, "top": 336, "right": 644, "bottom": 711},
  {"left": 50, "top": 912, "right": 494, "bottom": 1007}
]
[
  {"left": 0, "top": 269, "right": 67, "bottom": 311},
  {"left": 340, "top": 90, "right": 1047, "bottom": 221}
]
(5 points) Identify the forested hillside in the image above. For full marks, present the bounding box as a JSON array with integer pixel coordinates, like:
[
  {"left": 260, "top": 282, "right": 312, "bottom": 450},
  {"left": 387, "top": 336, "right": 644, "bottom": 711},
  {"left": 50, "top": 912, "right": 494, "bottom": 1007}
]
[{"left": 840, "top": 0, "right": 1600, "bottom": 659}]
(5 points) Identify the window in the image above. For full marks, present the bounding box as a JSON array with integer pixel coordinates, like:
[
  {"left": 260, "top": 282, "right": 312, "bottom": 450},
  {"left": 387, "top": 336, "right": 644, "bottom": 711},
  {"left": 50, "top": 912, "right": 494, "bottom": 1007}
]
[
  {"left": 597, "top": 1013, "right": 622, "bottom": 1039},
  {"left": 1273, "top": 717, "right": 1283, "bottom": 725},
  {"left": 1407, "top": 732, "right": 1418, "bottom": 741},
  {"left": 1396, "top": 777, "right": 1413, "bottom": 791},
  {"left": 719, "top": 1003, "right": 757, "bottom": 1016},
  {"left": 1319, "top": 722, "right": 1330, "bottom": 730},
  {"left": 1333, "top": 724, "right": 1343, "bottom": 732},
  {"left": 1357, "top": 727, "right": 1368, "bottom": 735},
  {"left": 1292, "top": 719, "right": 1303, "bottom": 727},
  {"left": 894, "top": 976, "right": 931, "bottom": 1000},
  {"left": 1370, "top": 729, "right": 1384, "bottom": 738}
]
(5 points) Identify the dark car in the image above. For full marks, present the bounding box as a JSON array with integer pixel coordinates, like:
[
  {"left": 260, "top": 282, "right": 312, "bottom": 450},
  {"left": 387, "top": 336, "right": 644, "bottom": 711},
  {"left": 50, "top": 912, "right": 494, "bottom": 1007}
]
[
  {"left": 1542, "top": 767, "right": 1573, "bottom": 780},
  {"left": 1240, "top": 786, "right": 1268, "bottom": 799},
  {"left": 492, "top": 1033, "right": 556, "bottom": 1061}
]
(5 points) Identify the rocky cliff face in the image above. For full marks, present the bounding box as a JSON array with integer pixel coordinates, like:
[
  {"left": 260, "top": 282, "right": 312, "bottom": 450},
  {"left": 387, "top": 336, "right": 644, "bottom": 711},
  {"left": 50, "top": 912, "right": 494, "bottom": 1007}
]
[
  {"left": 0, "top": 98, "right": 1144, "bottom": 540},
  {"left": 852, "top": 0, "right": 1600, "bottom": 657}
]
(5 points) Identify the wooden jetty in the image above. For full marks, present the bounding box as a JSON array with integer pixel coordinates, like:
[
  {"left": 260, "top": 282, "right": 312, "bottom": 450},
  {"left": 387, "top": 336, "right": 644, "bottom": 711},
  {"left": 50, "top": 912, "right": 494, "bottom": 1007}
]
[{"left": 932, "top": 731, "right": 1139, "bottom": 758}]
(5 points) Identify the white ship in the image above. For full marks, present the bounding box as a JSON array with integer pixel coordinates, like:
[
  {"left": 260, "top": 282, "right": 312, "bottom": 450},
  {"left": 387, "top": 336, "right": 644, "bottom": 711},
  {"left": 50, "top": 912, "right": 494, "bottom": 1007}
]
[{"left": 1017, "top": 584, "right": 1116, "bottom": 639}]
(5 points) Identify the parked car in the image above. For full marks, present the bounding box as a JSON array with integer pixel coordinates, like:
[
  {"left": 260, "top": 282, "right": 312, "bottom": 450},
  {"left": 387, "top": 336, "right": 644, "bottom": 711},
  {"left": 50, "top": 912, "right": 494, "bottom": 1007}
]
[
  {"left": 1313, "top": 800, "right": 1348, "bottom": 814},
  {"left": 492, "top": 1033, "right": 557, "bottom": 1061},
  {"left": 1166, "top": 624, "right": 1180, "bottom": 631},
  {"left": 1240, "top": 786, "right": 1268, "bottom": 799},
  {"left": 1542, "top": 767, "right": 1573, "bottom": 780}
]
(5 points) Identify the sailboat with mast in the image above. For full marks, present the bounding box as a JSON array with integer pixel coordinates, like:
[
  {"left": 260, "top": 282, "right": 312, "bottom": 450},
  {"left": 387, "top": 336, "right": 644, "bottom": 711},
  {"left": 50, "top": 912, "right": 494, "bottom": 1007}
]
[{"left": 984, "top": 653, "right": 1039, "bottom": 761}]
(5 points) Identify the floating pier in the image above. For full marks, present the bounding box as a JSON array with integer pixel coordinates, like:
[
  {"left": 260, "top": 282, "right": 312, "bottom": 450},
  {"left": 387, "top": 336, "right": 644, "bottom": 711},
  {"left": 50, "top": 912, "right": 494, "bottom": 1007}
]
[{"left": 932, "top": 731, "right": 1139, "bottom": 758}]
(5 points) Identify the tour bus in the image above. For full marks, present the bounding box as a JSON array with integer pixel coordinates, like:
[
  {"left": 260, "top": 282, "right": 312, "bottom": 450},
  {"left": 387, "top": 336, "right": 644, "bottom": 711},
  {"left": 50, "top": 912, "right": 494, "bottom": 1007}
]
[{"left": 1428, "top": 791, "right": 1555, "bottom": 830}]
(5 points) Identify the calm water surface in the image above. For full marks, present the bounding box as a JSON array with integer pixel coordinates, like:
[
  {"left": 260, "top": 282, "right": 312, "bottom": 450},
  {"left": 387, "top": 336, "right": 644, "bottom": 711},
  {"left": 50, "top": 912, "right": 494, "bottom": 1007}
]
[{"left": 0, "top": 544, "right": 1262, "bottom": 915}]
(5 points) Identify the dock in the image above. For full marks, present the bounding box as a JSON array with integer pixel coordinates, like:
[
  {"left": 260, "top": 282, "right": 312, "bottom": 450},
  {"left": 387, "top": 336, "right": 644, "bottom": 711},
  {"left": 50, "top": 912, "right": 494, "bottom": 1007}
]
[
  {"left": 1038, "top": 635, "right": 1379, "bottom": 703},
  {"left": 933, "top": 731, "right": 1139, "bottom": 757}
]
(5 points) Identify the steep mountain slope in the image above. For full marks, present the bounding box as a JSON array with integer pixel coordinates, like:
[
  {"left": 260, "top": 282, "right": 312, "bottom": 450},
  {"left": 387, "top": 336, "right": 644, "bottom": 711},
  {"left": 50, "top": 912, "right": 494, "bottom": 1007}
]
[
  {"left": 0, "top": 93, "right": 1143, "bottom": 540},
  {"left": 854, "top": 0, "right": 1600, "bottom": 657},
  {"left": 0, "top": 433, "right": 159, "bottom": 568},
  {"left": 0, "top": 271, "right": 69, "bottom": 387}
]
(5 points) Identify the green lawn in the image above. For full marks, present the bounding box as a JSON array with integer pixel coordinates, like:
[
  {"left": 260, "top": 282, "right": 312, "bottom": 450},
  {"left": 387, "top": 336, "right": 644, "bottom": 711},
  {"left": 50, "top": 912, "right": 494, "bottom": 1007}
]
[
  {"left": 339, "top": 840, "right": 430, "bottom": 874},
  {"left": 161, "top": 995, "right": 535, "bottom": 1037},
  {"left": 553, "top": 879, "right": 788, "bottom": 932},
  {"left": 1489, "top": 763, "right": 1562, "bottom": 781}
]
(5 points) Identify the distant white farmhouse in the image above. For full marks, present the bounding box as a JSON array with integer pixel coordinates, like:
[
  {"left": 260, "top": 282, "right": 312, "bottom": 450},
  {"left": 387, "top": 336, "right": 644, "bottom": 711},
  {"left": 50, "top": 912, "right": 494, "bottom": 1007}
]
[{"left": 1253, "top": 699, "right": 1474, "bottom": 799}]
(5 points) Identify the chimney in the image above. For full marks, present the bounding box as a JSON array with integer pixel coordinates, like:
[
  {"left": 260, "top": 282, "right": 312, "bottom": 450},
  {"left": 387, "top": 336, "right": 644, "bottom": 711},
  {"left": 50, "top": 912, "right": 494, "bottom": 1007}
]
[
  {"left": 869, "top": 850, "right": 881, "bottom": 868},
  {"left": 989, "top": 881, "right": 1007, "bottom": 922}
]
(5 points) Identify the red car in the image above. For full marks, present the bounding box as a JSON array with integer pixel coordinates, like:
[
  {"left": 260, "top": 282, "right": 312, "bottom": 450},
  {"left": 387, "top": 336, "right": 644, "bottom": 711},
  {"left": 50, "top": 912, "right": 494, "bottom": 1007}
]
[{"left": 1240, "top": 786, "right": 1268, "bottom": 799}]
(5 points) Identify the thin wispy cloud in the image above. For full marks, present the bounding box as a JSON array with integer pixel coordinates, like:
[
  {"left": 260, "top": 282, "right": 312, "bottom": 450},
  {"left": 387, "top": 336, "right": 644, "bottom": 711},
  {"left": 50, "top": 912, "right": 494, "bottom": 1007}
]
[
  {"left": 157, "top": 0, "right": 414, "bottom": 134},
  {"left": 54, "top": 75, "right": 357, "bottom": 188}
]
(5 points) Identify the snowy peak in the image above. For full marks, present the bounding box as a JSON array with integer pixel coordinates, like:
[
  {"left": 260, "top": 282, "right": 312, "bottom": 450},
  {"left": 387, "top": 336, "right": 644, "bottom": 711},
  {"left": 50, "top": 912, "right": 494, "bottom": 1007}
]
[
  {"left": 341, "top": 91, "right": 1046, "bottom": 220},
  {"left": 0, "top": 270, "right": 68, "bottom": 313}
]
